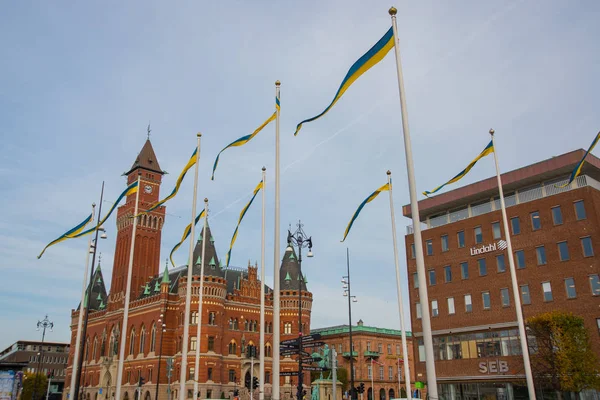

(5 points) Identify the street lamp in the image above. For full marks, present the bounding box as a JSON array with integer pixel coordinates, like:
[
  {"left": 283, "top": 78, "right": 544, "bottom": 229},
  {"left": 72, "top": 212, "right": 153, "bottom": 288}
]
[
  {"left": 155, "top": 307, "right": 168, "bottom": 400},
  {"left": 286, "top": 220, "right": 313, "bottom": 400},
  {"left": 33, "top": 315, "right": 54, "bottom": 400},
  {"left": 342, "top": 249, "right": 358, "bottom": 400}
]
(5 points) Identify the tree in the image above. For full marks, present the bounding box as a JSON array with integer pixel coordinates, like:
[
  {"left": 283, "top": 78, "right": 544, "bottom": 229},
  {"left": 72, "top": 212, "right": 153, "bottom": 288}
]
[
  {"left": 21, "top": 372, "right": 48, "bottom": 400},
  {"left": 527, "top": 311, "right": 600, "bottom": 393}
]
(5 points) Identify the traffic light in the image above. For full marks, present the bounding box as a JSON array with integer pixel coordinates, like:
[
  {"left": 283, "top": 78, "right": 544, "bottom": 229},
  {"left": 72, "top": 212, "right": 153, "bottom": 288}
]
[
  {"left": 138, "top": 376, "right": 145, "bottom": 387},
  {"left": 246, "top": 345, "right": 257, "bottom": 358},
  {"left": 245, "top": 373, "right": 251, "bottom": 389},
  {"left": 358, "top": 383, "right": 365, "bottom": 394},
  {"left": 233, "top": 390, "right": 239, "bottom": 397},
  {"left": 252, "top": 377, "right": 259, "bottom": 389}
]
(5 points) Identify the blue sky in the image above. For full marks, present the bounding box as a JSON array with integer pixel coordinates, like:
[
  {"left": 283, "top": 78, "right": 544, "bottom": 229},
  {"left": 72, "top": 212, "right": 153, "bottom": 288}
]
[{"left": 0, "top": 0, "right": 598, "bottom": 347}]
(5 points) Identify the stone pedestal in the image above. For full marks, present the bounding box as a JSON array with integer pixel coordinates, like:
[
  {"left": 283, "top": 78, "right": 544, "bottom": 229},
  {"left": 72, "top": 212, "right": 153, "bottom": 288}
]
[{"left": 311, "top": 379, "right": 342, "bottom": 400}]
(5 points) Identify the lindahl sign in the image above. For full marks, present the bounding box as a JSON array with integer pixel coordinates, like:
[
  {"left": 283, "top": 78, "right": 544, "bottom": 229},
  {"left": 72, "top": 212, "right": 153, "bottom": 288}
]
[
  {"left": 280, "top": 371, "right": 299, "bottom": 377},
  {"left": 281, "top": 333, "right": 322, "bottom": 347}
]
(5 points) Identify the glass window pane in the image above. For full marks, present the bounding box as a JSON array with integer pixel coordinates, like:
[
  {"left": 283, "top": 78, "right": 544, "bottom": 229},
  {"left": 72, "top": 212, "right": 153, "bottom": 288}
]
[
  {"left": 431, "top": 300, "right": 439, "bottom": 317},
  {"left": 542, "top": 282, "right": 553, "bottom": 302},
  {"left": 500, "top": 288, "right": 510, "bottom": 307},
  {"left": 551, "top": 206, "right": 563, "bottom": 225},
  {"left": 558, "top": 241, "right": 570, "bottom": 261},
  {"left": 460, "top": 262, "right": 469, "bottom": 279},
  {"left": 496, "top": 254, "right": 506, "bottom": 273},
  {"left": 457, "top": 231, "right": 465, "bottom": 248},
  {"left": 474, "top": 227, "right": 483, "bottom": 244},
  {"left": 478, "top": 259, "right": 487, "bottom": 276},
  {"left": 448, "top": 297, "right": 455, "bottom": 314},
  {"left": 520, "top": 285, "right": 531, "bottom": 305},
  {"left": 531, "top": 211, "right": 541, "bottom": 230},
  {"left": 465, "top": 295, "right": 472, "bottom": 312},
  {"left": 426, "top": 240, "right": 433, "bottom": 256},
  {"left": 444, "top": 266, "right": 452, "bottom": 283},
  {"left": 429, "top": 270, "right": 436, "bottom": 286},
  {"left": 412, "top": 272, "right": 419, "bottom": 288},
  {"left": 574, "top": 200, "right": 586, "bottom": 220},
  {"left": 565, "top": 278, "right": 576, "bottom": 299},
  {"left": 441, "top": 235, "right": 449, "bottom": 252},
  {"left": 511, "top": 217, "right": 521, "bottom": 235},
  {"left": 410, "top": 243, "right": 415, "bottom": 259},
  {"left": 416, "top": 302, "right": 422, "bottom": 319},
  {"left": 482, "top": 292, "right": 491, "bottom": 309},
  {"left": 515, "top": 250, "right": 525, "bottom": 269},
  {"left": 492, "top": 222, "right": 501, "bottom": 239},
  {"left": 590, "top": 275, "right": 600, "bottom": 296},
  {"left": 536, "top": 246, "right": 547, "bottom": 265},
  {"left": 582, "top": 237, "right": 594, "bottom": 257}
]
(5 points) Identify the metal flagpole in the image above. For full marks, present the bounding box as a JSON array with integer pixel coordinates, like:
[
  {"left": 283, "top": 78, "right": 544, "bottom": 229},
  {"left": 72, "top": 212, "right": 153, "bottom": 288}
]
[
  {"left": 69, "top": 203, "right": 95, "bottom": 400},
  {"left": 397, "top": 359, "right": 401, "bottom": 399},
  {"left": 386, "top": 171, "right": 412, "bottom": 397},
  {"left": 370, "top": 360, "right": 374, "bottom": 400},
  {"left": 259, "top": 167, "right": 266, "bottom": 400},
  {"left": 272, "top": 81, "right": 281, "bottom": 400},
  {"left": 331, "top": 348, "right": 337, "bottom": 400},
  {"left": 388, "top": 7, "right": 438, "bottom": 398},
  {"left": 193, "top": 198, "right": 209, "bottom": 400},
  {"left": 115, "top": 174, "right": 142, "bottom": 400},
  {"left": 489, "top": 129, "right": 536, "bottom": 399},
  {"left": 180, "top": 133, "right": 202, "bottom": 400}
]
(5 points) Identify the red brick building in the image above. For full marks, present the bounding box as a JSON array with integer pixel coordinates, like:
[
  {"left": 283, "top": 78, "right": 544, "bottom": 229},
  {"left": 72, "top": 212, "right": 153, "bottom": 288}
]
[
  {"left": 64, "top": 139, "right": 313, "bottom": 400},
  {"left": 403, "top": 149, "right": 600, "bottom": 398}
]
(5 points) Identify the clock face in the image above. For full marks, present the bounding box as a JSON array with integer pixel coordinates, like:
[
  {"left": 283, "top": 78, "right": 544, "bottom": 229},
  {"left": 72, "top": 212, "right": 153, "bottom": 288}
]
[{"left": 144, "top": 185, "right": 153, "bottom": 194}]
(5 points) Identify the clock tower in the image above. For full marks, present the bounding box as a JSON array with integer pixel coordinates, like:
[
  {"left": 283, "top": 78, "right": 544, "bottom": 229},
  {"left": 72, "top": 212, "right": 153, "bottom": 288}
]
[{"left": 108, "top": 139, "right": 166, "bottom": 305}]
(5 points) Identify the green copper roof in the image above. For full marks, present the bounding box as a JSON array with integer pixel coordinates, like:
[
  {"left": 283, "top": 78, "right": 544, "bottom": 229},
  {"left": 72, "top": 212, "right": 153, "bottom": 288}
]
[
  {"left": 96, "top": 293, "right": 102, "bottom": 301},
  {"left": 310, "top": 324, "right": 413, "bottom": 338},
  {"left": 96, "top": 276, "right": 102, "bottom": 284},
  {"left": 161, "top": 265, "right": 171, "bottom": 284},
  {"left": 210, "top": 236, "right": 215, "bottom": 243},
  {"left": 289, "top": 252, "right": 295, "bottom": 260},
  {"left": 285, "top": 272, "right": 291, "bottom": 282},
  {"left": 154, "top": 281, "right": 160, "bottom": 292},
  {"left": 143, "top": 283, "right": 151, "bottom": 295},
  {"left": 209, "top": 256, "right": 216, "bottom": 266},
  {"left": 99, "top": 300, "right": 105, "bottom": 310},
  {"left": 196, "top": 255, "right": 202, "bottom": 265},
  {"left": 83, "top": 291, "right": 88, "bottom": 308},
  {"left": 304, "top": 275, "right": 308, "bottom": 284}
]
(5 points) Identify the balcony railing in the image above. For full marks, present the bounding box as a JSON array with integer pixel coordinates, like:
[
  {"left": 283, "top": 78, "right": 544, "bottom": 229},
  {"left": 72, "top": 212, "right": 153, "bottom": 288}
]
[
  {"left": 342, "top": 351, "right": 358, "bottom": 358},
  {"left": 363, "top": 350, "right": 380, "bottom": 358},
  {"left": 406, "top": 175, "right": 593, "bottom": 234}
]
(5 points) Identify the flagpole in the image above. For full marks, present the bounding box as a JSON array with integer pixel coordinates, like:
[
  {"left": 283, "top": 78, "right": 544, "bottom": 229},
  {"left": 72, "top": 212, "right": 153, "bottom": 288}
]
[
  {"left": 69, "top": 203, "right": 95, "bottom": 400},
  {"left": 273, "top": 81, "right": 281, "bottom": 400},
  {"left": 115, "top": 174, "right": 141, "bottom": 400},
  {"left": 193, "top": 198, "right": 209, "bottom": 399},
  {"left": 386, "top": 171, "right": 412, "bottom": 397},
  {"left": 388, "top": 7, "right": 438, "bottom": 398},
  {"left": 490, "top": 129, "right": 536, "bottom": 399},
  {"left": 180, "top": 133, "right": 202, "bottom": 400},
  {"left": 370, "top": 360, "right": 374, "bottom": 400},
  {"left": 259, "top": 167, "right": 266, "bottom": 400}
]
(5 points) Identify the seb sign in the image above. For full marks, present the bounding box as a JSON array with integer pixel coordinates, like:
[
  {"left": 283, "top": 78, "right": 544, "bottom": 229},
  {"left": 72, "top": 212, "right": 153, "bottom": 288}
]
[
  {"left": 479, "top": 360, "right": 509, "bottom": 374},
  {"left": 470, "top": 240, "right": 507, "bottom": 256}
]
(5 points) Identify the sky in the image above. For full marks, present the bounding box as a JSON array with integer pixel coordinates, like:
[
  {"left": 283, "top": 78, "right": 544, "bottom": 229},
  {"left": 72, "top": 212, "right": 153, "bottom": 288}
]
[{"left": 0, "top": 0, "right": 599, "bottom": 347}]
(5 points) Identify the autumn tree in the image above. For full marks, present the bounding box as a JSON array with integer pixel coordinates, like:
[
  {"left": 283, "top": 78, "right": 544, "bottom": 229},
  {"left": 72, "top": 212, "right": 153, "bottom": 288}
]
[
  {"left": 21, "top": 372, "right": 48, "bottom": 400},
  {"left": 527, "top": 311, "right": 600, "bottom": 393}
]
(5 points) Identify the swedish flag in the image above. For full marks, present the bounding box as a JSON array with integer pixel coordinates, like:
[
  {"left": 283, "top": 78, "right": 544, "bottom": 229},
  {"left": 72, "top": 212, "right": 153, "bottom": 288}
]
[
  {"left": 37, "top": 213, "right": 94, "bottom": 259},
  {"left": 138, "top": 147, "right": 198, "bottom": 216},
  {"left": 225, "top": 180, "right": 263, "bottom": 268},
  {"left": 423, "top": 140, "right": 494, "bottom": 197},
  {"left": 341, "top": 182, "right": 390, "bottom": 242},
  {"left": 294, "top": 27, "right": 394, "bottom": 136},
  {"left": 169, "top": 209, "right": 206, "bottom": 267},
  {"left": 558, "top": 131, "right": 600, "bottom": 188}
]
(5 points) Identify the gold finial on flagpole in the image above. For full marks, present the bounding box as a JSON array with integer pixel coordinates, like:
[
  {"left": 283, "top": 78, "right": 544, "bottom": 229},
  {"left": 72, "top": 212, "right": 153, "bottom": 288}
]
[
  {"left": 387, "top": 170, "right": 391, "bottom": 175},
  {"left": 197, "top": 132, "right": 202, "bottom": 137},
  {"left": 204, "top": 198, "right": 208, "bottom": 203},
  {"left": 489, "top": 129, "right": 495, "bottom": 136},
  {"left": 275, "top": 80, "right": 281, "bottom": 86},
  {"left": 389, "top": 7, "right": 397, "bottom": 16}
]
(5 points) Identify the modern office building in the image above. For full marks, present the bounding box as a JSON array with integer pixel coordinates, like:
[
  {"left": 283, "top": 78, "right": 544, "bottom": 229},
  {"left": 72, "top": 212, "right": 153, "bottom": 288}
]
[
  {"left": 312, "top": 320, "right": 414, "bottom": 400},
  {"left": 403, "top": 149, "right": 600, "bottom": 399}
]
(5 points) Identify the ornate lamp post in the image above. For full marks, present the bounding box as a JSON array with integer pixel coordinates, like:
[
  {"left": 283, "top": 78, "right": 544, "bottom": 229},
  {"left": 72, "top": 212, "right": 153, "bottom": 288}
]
[
  {"left": 155, "top": 309, "right": 167, "bottom": 400},
  {"left": 33, "top": 315, "right": 54, "bottom": 400},
  {"left": 342, "top": 250, "right": 358, "bottom": 400}
]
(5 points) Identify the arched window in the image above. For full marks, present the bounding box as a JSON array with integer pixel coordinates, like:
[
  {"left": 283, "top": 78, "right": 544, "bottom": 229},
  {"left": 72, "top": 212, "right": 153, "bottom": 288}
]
[
  {"left": 229, "top": 318, "right": 234, "bottom": 330},
  {"left": 228, "top": 341, "right": 237, "bottom": 355},
  {"left": 284, "top": 323, "right": 292, "bottom": 334},
  {"left": 85, "top": 337, "right": 90, "bottom": 362},
  {"left": 92, "top": 336, "right": 98, "bottom": 361},
  {"left": 253, "top": 321, "right": 257, "bottom": 331},
  {"left": 139, "top": 326, "right": 146, "bottom": 354},
  {"left": 244, "top": 320, "right": 249, "bottom": 331},
  {"left": 191, "top": 311, "right": 198, "bottom": 325},
  {"left": 129, "top": 328, "right": 135, "bottom": 355},
  {"left": 233, "top": 319, "right": 239, "bottom": 330},
  {"left": 265, "top": 344, "right": 272, "bottom": 357},
  {"left": 150, "top": 324, "right": 156, "bottom": 352}
]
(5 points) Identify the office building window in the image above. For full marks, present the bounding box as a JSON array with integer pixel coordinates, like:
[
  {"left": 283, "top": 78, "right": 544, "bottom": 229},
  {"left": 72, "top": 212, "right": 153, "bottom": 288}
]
[
  {"left": 542, "top": 282, "right": 553, "bottom": 302},
  {"left": 500, "top": 288, "right": 510, "bottom": 307},
  {"left": 379, "top": 366, "right": 384, "bottom": 380},
  {"left": 429, "top": 270, "right": 436, "bottom": 286},
  {"left": 551, "top": 206, "right": 563, "bottom": 225},
  {"left": 531, "top": 211, "right": 541, "bottom": 230},
  {"left": 447, "top": 297, "right": 455, "bottom": 315},
  {"left": 416, "top": 302, "right": 422, "bottom": 319},
  {"left": 367, "top": 342, "right": 371, "bottom": 351},
  {"left": 208, "top": 312, "right": 216, "bottom": 325},
  {"left": 190, "top": 311, "right": 198, "bottom": 325},
  {"left": 367, "top": 365, "right": 372, "bottom": 379},
  {"left": 590, "top": 275, "right": 600, "bottom": 296},
  {"left": 511, "top": 217, "right": 521, "bottom": 235},
  {"left": 536, "top": 246, "right": 547, "bottom": 265},
  {"left": 190, "top": 337, "right": 197, "bottom": 351},
  {"left": 478, "top": 258, "right": 487, "bottom": 276},
  {"left": 574, "top": 200, "right": 586, "bottom": 220},
  {"left": 496, "top": 254, "right": 506, "bottom": 273},
  {"left": 581, "top": 237, "right": 594, "bottom": 257},
  {"left": 444, "top": 266, "right": 452, "bottom": 283},
  {"left": 265, "top": 371, "right": 270, "bottom": 384},
  {"left": 492, "top": 222, "right": 501, "bottom": 239},
  {"left": 389, "top": 366, "right": 393, "bottom": 380},
  {"left": 431, "top": 300, "right": 439, "bottom": 317},
  {"left": 460, "top": 262, "right": 469, "bottom": 279},
  {"left": 208, "top": 336, "right": 215, "bottom": 351},
  {"left": 426, "top": 240, "right": 433, "bottom": 256},
  {"left": 284, "top": 323, "right": 292, "bottom": 334},
  {"left": 189, "top": 367, "right": 195, "bottom": 381},
  {"left": 441, "top": 235, "right": 449, "bottom": 252},
  {"left": 412, "top": 273, "right": 419, "bottom": 289},
  {"left": 207, "top": 367, "right": 213, "bottom": 381},
  {"left": 482, "top": 291, "right": 491, "bottom": 310},
  {"left": 464, "top": 294, "right": 472, "bottom": 312},
  {"left": 558, "top": 241, "right": 570, "bottom": 261},
  {"left": 565, "top": 278, "right": 576, "bottom": 299},
  {"left": 474, "top": 226, "right": 483, "bottom": 244},
  {"left": 418, "top": 339, "right": 425, "bottom": 362},
  {"left": 457, "top": 231, "right": 465, "bottom": 248},
  {"left": 387, "top": 344, "right": 392, "bottom": 354},
  {"left": 378, "top": 343, "right": 382, "bottom": 353},
  {"left": 229, "top": 369, "right": 236, "bottom": 382},
  {"left": 515, "top": 250, "right": 525, "bottom": 269},
  {"left": 410, "top": 243, "right": 415, "bottom": 259},
  {"left": 520, "top": 285, "right": 531, "bottom": 305}
]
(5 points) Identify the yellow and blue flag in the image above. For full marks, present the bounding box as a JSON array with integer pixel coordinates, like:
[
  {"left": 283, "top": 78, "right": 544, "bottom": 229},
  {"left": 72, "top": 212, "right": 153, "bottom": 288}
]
[
  {"left": 37, "top": 213, "right": 94, "bottom": 259},
  {"left": 138, "top": 147, "right": 198, "bottom": 216},
  {"left": 71, "top": 180, "right": 139, "bottom": 238},
  {"left": 293, "top": 27, "right": 394, "bottom": 136},
  {"left": 341, "top": 182, "right": 390, "bottom": 242},
  {"left": 211, "top": 111, "right": 277, "bottom": 181},
  {"left": 423, "top": 140, "right": 494, "bottom": 197},
  {"left": 225, "top": 180, "right": 263, "bottom": 267},
  {"left": 557, "top": 131, "right": 600, "bottom": 188},
  {"left": 169, "top": 209, "right": 206, "bottom": 267}
]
